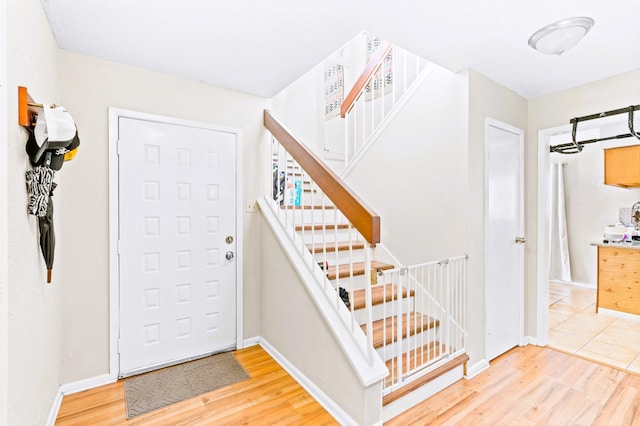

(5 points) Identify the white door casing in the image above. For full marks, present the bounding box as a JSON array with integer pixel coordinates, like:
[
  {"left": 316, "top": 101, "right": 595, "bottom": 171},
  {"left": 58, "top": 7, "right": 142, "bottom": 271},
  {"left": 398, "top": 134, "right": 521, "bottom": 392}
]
[
  {"left": 109, "top": 110, "right": 242, "bottom": 378},
  {"left": 485, "top": 118, "right": 524, "bottom": 361}
]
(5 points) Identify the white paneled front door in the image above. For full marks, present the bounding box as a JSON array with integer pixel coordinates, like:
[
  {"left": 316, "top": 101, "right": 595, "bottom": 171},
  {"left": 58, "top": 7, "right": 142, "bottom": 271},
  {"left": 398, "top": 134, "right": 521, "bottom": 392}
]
[
  {"left": 485, "top": 119, "right": 524, "bottom": 361},
  {"left": 117, "top": 117, "right": 237, "bottom": 377}
]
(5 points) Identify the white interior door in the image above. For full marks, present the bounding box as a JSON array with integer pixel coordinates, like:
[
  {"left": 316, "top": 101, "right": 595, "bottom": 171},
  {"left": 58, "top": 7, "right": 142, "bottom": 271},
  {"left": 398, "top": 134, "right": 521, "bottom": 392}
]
[
  {"left": 485, "top": 119, "right": 524, "bottom": 361},
  {"left": 118, "top": 117, "right": 237, "bottom": 377}
]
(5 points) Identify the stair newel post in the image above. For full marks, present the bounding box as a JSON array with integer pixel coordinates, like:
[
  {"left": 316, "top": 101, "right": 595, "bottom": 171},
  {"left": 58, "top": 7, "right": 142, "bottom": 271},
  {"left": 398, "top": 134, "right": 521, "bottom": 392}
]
[
  {"left": 301, "top": 165, "right": 307, "bottom": 268},
  {"left": 397, "top": 267, "right": 407, "bottom": 387},
  {"left": 323, "top": 191, "right": 330, "bottom": 291},
  {"left": 344, "top": 108, "right": 349, "bottom": 166},
  {"left": 441, "top": 259, "right": 451, "bottom": 358},
  {"left": 347, "top": 224, "right": 355, "bottom": 328},
  {"left": 333, "top": 207, "right": 340, "bottom": 309},
  {"left": 363, "top": 244, "right": 375, "bottom": 364},
  {"left": 391, "top": 45, "right": 397, "bottom": 110}
]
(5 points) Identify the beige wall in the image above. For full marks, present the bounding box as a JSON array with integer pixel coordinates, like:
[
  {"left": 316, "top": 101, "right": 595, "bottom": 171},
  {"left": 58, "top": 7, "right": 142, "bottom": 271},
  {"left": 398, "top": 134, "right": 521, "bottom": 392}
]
[
  {"left": 6, "top": 0, "right": 62, "bottom": 424},
  {"left": 345, "top": 65, "right": 469, "bottom": 263},
  {"left": 527, "top": 68, "right": 640, "bottom": 338},
  {"left": 466, "top": 69, "right": 528, "bottom": 363},
  {"left": 55, "top": 50, "right": 270, "bottom": 383}
]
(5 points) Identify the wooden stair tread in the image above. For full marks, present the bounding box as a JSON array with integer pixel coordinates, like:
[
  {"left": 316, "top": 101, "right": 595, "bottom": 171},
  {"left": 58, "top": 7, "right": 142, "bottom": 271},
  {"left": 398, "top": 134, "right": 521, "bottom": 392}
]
[
  {"left": 361, "top": 312, "right": 439, "bottom": 349},
  {"left": 382, "top": 353, "right": 469, "bottom": 406},
  {"left": 306, "top": 241, "right": 365, "bottom": 253},
  {"left": 384, "top": 341, "right": 450, "bottom": 387},
  {"left": 352, "top": 284, "right": 415, "bottom": 310},
  {"left": 295, "top": 223, "right": 350, "bottom": 231},
  {"left": 326, "top": 261, "right": 394, "bottom": 280}
]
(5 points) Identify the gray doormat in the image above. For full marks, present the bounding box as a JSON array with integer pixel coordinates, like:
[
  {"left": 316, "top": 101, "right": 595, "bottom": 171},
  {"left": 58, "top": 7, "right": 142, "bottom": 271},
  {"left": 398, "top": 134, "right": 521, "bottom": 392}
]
[{"left": 124, "top": 351, "right": 249, "bottom": 419}]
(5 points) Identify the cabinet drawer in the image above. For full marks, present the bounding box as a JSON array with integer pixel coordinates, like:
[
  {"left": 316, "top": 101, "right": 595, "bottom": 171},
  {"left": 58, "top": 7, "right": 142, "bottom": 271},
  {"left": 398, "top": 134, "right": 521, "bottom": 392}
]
[{"left": 598, "top": 246, "right": 640, "bottom": 315}]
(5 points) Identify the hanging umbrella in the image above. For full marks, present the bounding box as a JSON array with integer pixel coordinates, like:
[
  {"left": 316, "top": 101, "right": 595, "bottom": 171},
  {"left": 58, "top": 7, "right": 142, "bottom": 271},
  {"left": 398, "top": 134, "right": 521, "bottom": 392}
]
[
  {"left": 38, "top": 182, "right": 56, "bottom": 283},
  {"left": 25, "top": 154, "right": 56, "bottom": 283}
]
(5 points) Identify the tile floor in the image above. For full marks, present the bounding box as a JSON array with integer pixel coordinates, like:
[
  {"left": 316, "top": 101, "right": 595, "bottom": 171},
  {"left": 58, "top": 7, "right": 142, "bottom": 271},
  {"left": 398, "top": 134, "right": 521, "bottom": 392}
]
[{"left": 548, "top": 281, "right": 640, "bottom": 374}]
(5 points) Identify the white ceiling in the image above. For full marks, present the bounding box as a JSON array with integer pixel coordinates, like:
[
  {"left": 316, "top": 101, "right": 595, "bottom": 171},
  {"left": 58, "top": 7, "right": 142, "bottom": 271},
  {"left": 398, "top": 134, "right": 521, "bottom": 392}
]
[{"left": 40, "top": 0, "right": 640, "bottom": 99}]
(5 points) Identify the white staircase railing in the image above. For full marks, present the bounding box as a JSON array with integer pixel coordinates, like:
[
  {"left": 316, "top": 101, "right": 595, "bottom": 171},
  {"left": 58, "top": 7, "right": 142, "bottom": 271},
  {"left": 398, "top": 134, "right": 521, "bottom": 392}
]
[
  {"left": 379, "top": 255, "right": 467, "bottom": 394},
  {"left": 264, "top": 110, "right": 468, "bottom": 400},
  {"left": 341, "top": 43, "right": 432, "bottom": 168}
]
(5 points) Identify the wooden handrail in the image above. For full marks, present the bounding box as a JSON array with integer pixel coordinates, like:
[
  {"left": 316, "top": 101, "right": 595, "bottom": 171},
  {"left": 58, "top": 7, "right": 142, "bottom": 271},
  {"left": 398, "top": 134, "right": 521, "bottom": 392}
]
[
  {"left": 340, "top": 41, "right": 393, "bottom": 118},
  {"left": 264, "top": 110, "right": 380, "bottom": 244}
]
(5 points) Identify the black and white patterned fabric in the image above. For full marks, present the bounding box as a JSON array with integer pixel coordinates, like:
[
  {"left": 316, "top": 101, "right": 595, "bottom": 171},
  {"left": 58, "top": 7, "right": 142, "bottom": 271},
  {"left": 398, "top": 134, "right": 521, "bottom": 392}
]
[{"left": 25, "top": 166, "right": 55, "bottom": 217}]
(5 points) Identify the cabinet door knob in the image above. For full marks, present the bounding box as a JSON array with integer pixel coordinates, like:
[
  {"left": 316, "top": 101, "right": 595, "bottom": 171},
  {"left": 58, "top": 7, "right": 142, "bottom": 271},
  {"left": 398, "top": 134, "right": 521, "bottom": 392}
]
[{"left": 515, "top": 236, "right": 526, "bottom": 244}]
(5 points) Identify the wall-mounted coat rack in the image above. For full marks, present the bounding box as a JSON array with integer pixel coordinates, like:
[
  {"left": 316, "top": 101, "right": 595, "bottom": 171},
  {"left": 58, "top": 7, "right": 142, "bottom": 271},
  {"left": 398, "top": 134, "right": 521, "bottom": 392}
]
[
  {"left": 18, "top": 86, "right": 44, "bottom": 127},
  {"left": 18, "top": 85, "right": 79, "bottom": 284},
  {"left": 550, "top": 105, "right": 640, "bottom": 154}
]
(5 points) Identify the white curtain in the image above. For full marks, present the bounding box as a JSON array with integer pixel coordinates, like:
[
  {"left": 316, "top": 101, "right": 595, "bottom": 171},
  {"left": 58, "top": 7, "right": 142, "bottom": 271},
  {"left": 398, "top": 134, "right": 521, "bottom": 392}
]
[{"left": 549, "top": 163, "right": 572, "bottom": 281}]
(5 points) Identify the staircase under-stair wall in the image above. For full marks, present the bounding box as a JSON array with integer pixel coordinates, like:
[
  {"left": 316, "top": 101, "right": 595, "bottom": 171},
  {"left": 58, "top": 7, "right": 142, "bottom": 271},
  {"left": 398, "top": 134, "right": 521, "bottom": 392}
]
[{"left": 262, "top": 110, "right": 469, "bottom": 423}]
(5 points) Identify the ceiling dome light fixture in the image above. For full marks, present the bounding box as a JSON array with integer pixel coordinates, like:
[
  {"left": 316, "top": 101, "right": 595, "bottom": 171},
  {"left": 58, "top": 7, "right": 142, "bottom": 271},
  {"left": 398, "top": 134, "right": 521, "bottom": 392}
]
[{"left": 528, "top": 17, "right": 595, "bottom": 55}]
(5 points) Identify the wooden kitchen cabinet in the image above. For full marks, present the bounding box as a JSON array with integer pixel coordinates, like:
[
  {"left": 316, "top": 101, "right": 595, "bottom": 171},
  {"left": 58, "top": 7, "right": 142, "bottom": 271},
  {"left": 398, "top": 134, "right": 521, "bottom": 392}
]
[
  {"left": 604, "top": 145, "right": 640, "bottom": 187},
  {"left": 597, "top": 245, "right": 640, "bottom": 315}
]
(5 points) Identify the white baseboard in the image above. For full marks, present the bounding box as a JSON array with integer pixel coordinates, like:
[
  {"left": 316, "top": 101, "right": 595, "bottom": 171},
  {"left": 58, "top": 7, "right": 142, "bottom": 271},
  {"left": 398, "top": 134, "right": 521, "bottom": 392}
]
[
  {"left": 464, "top": 358, "right": 489, "bottom": 379},
  {"left": 382, "top": 365, "right": 463, "bottom": 422},
  {"left": 549, "top": 279, "right": 596, "bottom": 289},
  {"left": 259, "top": 338, "right": 358, "bottom": 426},
  {"left": 243, "top": 336, "right": 260, "bottom": 347},
  {"left": 46, "top": 388, "right": 64, "bottom": 426},
  {"left": 47, "top": 374, "right": 114, "bottom": 426},
  {"left": 521, "top": 336, "right": 539, "bottom": 346},
  {"left": 60, "top": 373, "right": 115, "bottom": 396},
  {"left": 599, "top": 308, "right": 640, "bottom": 322}
]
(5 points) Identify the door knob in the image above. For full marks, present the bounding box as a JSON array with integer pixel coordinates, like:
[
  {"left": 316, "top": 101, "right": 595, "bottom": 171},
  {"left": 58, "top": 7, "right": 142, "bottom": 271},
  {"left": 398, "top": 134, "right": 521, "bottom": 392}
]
[
  {"left": 515, "top": 236, "right": 526, "bottom": 244},
  {"left": 225, "top": 251, "right": 234, "bottom": 260},
  {"left": 225, "top": 236, "right": 234, "bottom": 244}
]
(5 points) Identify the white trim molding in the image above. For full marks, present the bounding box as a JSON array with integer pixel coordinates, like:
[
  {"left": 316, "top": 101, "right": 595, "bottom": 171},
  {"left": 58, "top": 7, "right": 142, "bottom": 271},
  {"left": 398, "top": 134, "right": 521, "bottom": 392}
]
[
  {"left": 60, "top": 374, "right": 115, "bottom": 396},
  {"left": 243, "top": 336, "right": 260, "bottom": 347},
  {"left": 598, "top": 308, "right": 640, "bottom": 323},
  {"left": 0, "top": 0, "right": 8, "bottom": 421},
  {"left": 259, "top": 338, "right": 358, "bottom": 426},
  {"left": 108, "top": 108, "right": 244, "bottom": 380},
  {"left": 46, "top": 389, "right": 64, "bottom": 426},
  {"left": 46, "top": 374, "right": 115, "bottom": 426},
  {"left": 464, "top": 359, "right": 490, "bottom": 379}
]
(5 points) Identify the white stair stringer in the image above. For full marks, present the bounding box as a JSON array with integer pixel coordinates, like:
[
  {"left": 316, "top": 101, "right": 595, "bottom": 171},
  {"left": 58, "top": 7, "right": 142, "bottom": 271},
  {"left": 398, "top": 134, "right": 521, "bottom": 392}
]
[
  {"left": 341, "top": 63, "right": 437, "bottom": 178},
  {"left": 382, "top": 363, "right": 464, "bottom": 422}
]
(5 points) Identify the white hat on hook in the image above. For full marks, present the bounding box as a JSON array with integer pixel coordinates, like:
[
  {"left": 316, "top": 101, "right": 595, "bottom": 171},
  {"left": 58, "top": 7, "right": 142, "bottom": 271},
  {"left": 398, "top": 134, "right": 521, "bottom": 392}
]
[
  {"left": 34, "top": 105, "right": 76, "bottom": 149},
  {"left": 30, "top": 104, "right": 77, "bottom": 165}
]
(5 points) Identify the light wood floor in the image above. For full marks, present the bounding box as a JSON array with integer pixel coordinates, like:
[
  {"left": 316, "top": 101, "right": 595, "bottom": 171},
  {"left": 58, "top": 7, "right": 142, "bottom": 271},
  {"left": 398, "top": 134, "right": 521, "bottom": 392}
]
[
  {"left": 55, "top": 345, "right": 338, "bottom": 425},
  {"left": 386, "top": 345, "right": 640, "bottom": 425},
  {"left": 57, "top": 343, "right": 640, "bottom": 425},
  {"left": 549, "top": 282, "right": 640, "bottom": 373}
]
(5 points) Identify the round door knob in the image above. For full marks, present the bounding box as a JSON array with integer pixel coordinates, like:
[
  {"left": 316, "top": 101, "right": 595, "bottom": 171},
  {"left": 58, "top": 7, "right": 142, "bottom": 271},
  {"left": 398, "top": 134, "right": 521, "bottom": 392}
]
[
  {"left": 225, "top": 251, "right": 234, "bottom": 260},
  {"left": 226, "top": 236, "right": 234, "bottom": 244}
]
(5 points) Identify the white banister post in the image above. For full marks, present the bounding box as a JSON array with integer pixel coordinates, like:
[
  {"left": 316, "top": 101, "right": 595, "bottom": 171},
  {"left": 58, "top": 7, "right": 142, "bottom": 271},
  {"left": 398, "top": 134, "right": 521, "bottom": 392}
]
[
  {"left": 396, "top": 268, "right": 405, "bottom": 386},
  {"left": 344, "top": 112, "right": 349, "bottom": 166},
  {"left": 363, "top": 244, "right": 374, "bottom": 364}
]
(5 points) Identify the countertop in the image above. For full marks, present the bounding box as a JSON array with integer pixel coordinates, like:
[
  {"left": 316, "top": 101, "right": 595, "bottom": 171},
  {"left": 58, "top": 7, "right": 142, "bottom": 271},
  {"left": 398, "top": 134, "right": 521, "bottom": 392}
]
[{"left": 591, "top": 241, "right": 640, "bottom": 250}]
